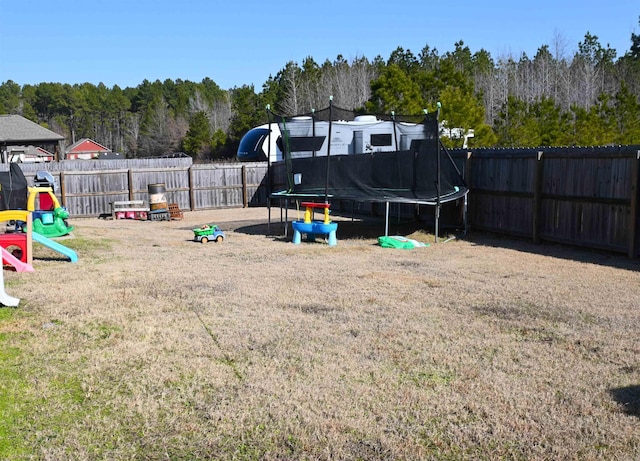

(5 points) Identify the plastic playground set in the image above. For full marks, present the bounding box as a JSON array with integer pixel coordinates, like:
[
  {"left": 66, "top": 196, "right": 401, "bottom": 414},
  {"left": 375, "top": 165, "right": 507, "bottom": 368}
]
[
  {"left": 291, "top": 202, "right": 338, "bottom": 246},
  {"left": 0, "top": 167, "right": 77, "bottom": 307}
]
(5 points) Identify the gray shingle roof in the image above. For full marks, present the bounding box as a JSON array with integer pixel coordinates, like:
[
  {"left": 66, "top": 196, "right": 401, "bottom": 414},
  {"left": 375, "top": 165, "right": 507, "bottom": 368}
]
[{"left": 0, "top": 115, "right": 65, "bottom": 144}]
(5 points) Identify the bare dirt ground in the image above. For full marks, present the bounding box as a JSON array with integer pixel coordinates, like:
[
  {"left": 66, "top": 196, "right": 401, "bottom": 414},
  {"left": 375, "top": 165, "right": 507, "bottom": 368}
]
[{"left": 4, "top": 206, "right": 640, "bottom": 460}]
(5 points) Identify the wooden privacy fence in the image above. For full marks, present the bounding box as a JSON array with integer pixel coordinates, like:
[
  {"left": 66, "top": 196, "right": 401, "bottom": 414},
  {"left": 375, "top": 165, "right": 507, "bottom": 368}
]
[
  {"left": 264, "top": 146, "right": 640, "bottom": 257},
  {"left": 18, "top": 159, "right": 269, "bottom": 217},
  {"left": 13, "top": 146, "right": 640, "bottom": 257},
  {"left": 453, "top": 145, "right": 640, "bottom": 258}
]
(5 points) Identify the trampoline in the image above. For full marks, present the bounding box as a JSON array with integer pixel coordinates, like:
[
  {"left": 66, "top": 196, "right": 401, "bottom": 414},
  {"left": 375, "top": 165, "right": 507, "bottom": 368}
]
[{"left": 264, "top": 102, "right": 469, "bottom": 240}]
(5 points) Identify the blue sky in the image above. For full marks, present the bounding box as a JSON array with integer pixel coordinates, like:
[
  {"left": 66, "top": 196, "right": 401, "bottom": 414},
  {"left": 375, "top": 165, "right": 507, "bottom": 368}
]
[{"left": 0, "top": 0, "right": 637, "bottom": 90}]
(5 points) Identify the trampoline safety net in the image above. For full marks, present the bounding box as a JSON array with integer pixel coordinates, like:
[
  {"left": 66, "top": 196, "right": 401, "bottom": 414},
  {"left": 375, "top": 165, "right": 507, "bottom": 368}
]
[{"left": 269, "top": 105, "right": 468, "bottom": 206}]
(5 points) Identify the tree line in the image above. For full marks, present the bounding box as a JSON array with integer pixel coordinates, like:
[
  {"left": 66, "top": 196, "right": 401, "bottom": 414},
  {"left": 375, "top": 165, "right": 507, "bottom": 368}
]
[{"left": 1, "top": 23, "right": 639, "bottom": 160}]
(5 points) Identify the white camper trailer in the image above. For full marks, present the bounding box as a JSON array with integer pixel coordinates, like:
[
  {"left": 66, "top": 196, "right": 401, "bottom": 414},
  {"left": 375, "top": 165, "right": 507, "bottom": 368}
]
[{"left": 237, "top": 116, "right": 430, "bottom": 163}]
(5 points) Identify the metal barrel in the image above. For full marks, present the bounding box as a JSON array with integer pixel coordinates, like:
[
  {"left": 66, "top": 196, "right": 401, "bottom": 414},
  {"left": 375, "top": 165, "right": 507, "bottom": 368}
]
[{"left": 148, "top": 183, "right": 167, "bottom": 211}]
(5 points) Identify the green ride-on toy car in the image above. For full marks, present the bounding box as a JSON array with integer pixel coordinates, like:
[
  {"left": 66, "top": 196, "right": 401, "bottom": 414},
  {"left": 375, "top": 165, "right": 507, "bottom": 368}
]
[{"left": 193, "top": 224, "right": 225, "bottom": 243}]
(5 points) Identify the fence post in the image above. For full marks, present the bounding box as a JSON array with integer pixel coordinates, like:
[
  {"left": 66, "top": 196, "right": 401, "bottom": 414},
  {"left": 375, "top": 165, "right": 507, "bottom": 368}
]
[
  {"left": 127, "top": 169, "right": 134, "bottom": 201},
  {"left": 465, "top": 152, "right": 472, "bottom": 230},
  {"left": 188, "top": 166, "right": 195, "bottom": 211},
  {"left": 242, "top": 165, "right": 248, "bottom": 208},
  {"left": 59, "top": 171, "right": 66, "bottom": 207},
  {"left": 628, "top": 150, "right": 640, "bottom": 258},
  {"left": 532, "top": 151, "right": 544, "bottom": 244}
]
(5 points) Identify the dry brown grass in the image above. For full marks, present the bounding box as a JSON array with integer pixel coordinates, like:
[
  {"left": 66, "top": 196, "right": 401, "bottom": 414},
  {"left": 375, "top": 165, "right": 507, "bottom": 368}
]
[{"left": 2, "top": 207, "right": 640, "bottom": 460}]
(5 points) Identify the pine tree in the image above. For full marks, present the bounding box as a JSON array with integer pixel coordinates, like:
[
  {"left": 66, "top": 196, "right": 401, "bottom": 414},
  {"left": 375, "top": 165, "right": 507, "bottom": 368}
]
[{"left": 183, "top": 111, "right": 211, "bottom": 160}]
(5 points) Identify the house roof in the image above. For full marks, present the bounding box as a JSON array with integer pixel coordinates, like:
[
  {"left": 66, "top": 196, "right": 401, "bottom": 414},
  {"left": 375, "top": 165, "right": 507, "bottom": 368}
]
[
  {"left": 65, "top": 138, "right": 111, "bottom": 154},
  {"left": 7, "top": 145, "right": 54, "bottom": 156},
  {"left": 0, "top": 115, "right": 65, "bottom": 144}
]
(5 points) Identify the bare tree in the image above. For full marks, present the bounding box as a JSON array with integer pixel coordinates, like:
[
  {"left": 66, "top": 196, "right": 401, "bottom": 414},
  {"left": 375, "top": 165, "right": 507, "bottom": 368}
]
[
  {"left": 189, "top": 89, "right": 231, "bottom": 135},
  {"left": 139, "top": 97, "right": 172, "bottom": 156},
  {"left": 314, "top": 56, "right": 375, "bottom": 110},
  {"left": 211, "top": 93, "right": 232, "bottom": 134},
  {"left": 125, "top": 112, "right": 141, "bottom": 157},
  {"left": 279, "top": 62, "right": 302, "bottom": 115}
]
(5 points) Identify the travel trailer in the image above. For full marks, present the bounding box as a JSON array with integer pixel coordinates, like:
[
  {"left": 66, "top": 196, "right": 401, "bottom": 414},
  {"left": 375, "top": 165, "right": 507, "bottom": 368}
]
[{"left": 236, "top": 115, "right": 431, "bottom": 163}]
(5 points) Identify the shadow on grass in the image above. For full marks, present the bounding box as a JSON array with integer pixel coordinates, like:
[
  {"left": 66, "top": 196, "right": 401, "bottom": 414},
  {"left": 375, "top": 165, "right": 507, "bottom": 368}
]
[
  {"left": 610, "top": 385, "right": 640, "bottom": 418},
  {"left": 33, "top": 256, "right": 74, "bottom": 262},
  {"left": 463, "top": 231, "right": 640, "bottom": 272},
  {"left": 233, "top": 213, "right": 455, "bottom": 240}
]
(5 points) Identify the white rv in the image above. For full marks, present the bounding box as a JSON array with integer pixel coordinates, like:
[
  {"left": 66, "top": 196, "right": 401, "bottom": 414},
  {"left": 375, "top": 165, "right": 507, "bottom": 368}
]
[{"left": 237, "top": 115, "right": 431, "bottom": 163}]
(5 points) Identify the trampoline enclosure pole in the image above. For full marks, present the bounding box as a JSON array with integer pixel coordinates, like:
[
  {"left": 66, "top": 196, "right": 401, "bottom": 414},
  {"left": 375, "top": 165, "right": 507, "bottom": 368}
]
[
  {"left": 385, "top": 201, "right": 390, "bottom": 236},
  {"left": 266, "top": 106, "right": 272, "bottom": 234},
  {"left": 435, "top": 102, "right": 442, "bottom": 243},
  {"left": 324, "top": 96, "right": 333, "bottom": 203},
  {"left": 391, "top": 111, "right": 398, "bottom": 151},
  {"left": 312, "top": 109, "right": 316, "bottom": 157}
]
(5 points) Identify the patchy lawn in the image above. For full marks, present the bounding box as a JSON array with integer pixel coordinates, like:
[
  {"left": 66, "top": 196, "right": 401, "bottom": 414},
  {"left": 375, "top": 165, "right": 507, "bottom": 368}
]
[{"left": 1, "top": 207, "right": 639, "bottom": 460}]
